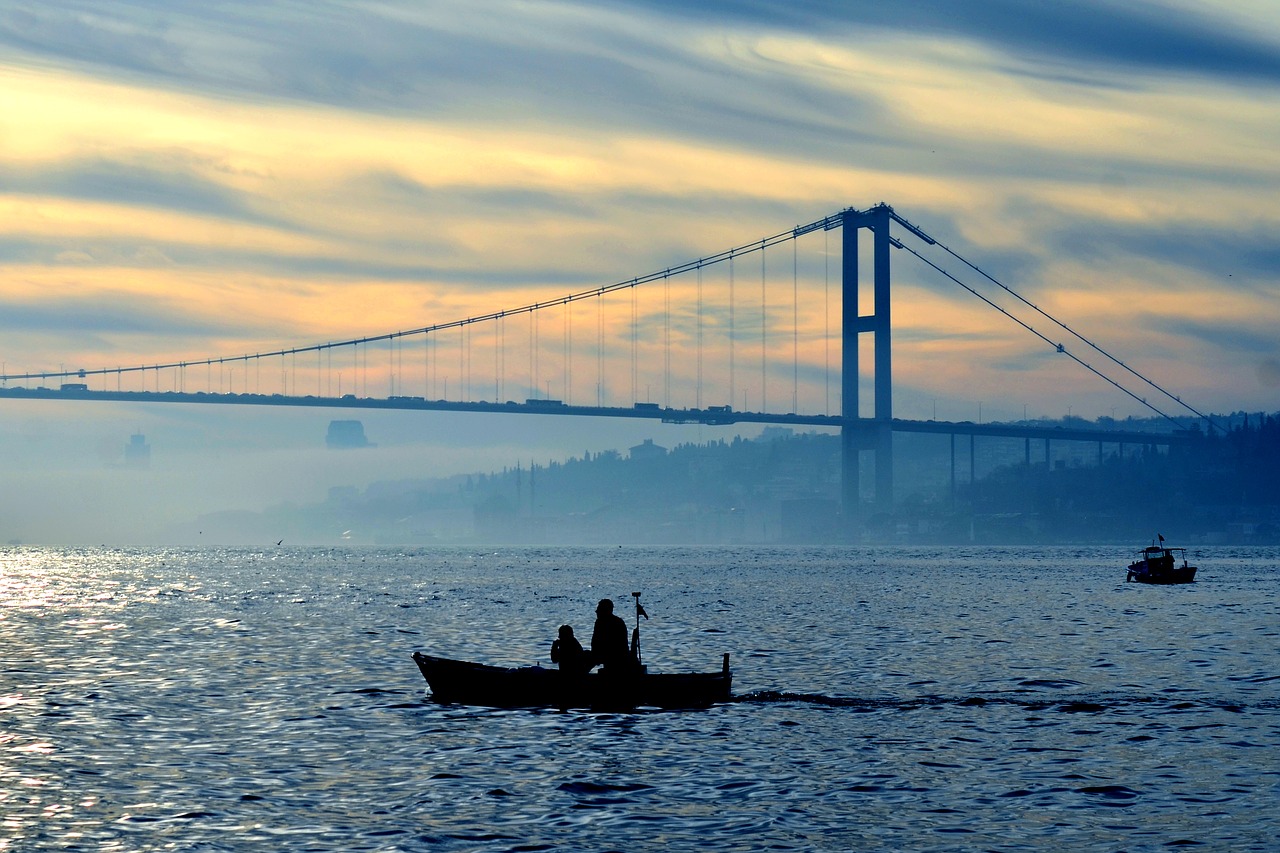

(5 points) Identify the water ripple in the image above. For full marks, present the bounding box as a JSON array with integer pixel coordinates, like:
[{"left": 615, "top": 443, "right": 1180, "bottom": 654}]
[{"left": 1, "top": 544, "right": 1278, "bottom": 851}]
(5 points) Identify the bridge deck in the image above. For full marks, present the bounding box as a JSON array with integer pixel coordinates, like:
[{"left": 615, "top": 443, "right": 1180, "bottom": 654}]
[{"left": 0, "top": 386, "right": 1194, "bottom": 446}]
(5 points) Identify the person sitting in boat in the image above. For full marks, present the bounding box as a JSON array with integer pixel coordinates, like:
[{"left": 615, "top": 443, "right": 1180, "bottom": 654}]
[
  {"left": 589, "top": 598, "right": 634, "bottom": 674},
  {"left": 550, "top": 624, "right": 586, "bottom": 675}
]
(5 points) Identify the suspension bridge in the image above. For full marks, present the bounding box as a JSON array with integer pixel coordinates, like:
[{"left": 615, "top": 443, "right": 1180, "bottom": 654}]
[{"left": 0, "top": 203, "right": 1215, "bottom": 529}]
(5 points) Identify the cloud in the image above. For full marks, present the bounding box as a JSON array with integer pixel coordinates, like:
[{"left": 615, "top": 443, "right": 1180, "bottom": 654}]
[
  {"left": 0, "top": 2, "right": 939, "bottom": 170},
  {"left": 1258, "top": 358, "right": 1280, "bottom": 388},
  {"left": 609, "top": 0, "right": 1280, "bottom": 84},
  {"left": 5, "top": 1, "right": 1278, "bottom": 187},
  {"left": 1056, "top": 222, "right": 1280, "bottom": 287},
  {"left": 0, "top": 287, "right": 290, "bottom": 376},
  {"left": 1158, "top": 316, "right": 1278, "bottom": 356},
  {"left": 0, "top": 153, "right": 290, "bottom": 232}
]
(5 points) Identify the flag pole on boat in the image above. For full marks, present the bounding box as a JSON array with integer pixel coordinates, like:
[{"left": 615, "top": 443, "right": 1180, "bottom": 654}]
[{"left": 631, "top": 591, "right": 648, "bottom": 665}]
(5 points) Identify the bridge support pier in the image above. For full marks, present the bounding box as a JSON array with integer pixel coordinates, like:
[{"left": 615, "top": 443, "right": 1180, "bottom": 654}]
[{"left": 840, "top": 204, "right": 894, "bottom": 537}]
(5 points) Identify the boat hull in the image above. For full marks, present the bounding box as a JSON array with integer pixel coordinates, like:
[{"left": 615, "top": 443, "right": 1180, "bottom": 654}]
[
  {"left": 412, "top": 652, "right": 732, "bottom": 710},
  {"left": 1126, "top": 565, "right": 1197, "bottom": 584}
]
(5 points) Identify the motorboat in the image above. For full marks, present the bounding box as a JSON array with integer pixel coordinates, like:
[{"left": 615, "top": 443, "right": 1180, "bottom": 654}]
[{"left": 1127, "top": 539, "right": 1198, "bottom": 584}]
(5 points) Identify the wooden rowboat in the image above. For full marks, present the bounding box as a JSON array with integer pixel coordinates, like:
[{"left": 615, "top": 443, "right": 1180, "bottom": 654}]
[{"left": 411, "top": 651, "right": 732, "bottom": 710}]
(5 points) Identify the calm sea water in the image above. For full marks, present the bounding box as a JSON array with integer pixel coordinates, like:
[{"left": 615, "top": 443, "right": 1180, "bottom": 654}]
[{"left": 2, "top": 545, "right": 1277, "bottom": 852}]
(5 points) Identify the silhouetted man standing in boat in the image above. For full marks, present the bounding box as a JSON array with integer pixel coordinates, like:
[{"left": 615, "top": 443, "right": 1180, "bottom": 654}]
[{"left": 590, "top": 598, "right": 632, "bottom": 673}]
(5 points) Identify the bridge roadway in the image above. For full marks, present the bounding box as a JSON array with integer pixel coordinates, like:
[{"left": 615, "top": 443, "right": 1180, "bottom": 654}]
[{"left": 0, "top": 385, "right": 1194, "bottom": 447}]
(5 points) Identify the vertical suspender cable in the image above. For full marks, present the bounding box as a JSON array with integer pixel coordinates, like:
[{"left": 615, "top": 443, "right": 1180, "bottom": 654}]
[
  {"left": 663, "top": 272, "right": 671, "bottom": 407},
  {"left": 597, "top": 295, "right": 603, "bottom": 407},
  {"left": 631, "top": 284, "right": 638, "bottom": 403},
  {"left": 696, "top": 263, "right": 703, "bottom": 409},
  {"left": 729, "top": 256, "right": 735, "bottom": 410}
]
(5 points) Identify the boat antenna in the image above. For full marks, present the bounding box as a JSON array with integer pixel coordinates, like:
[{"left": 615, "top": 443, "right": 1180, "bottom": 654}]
[{"left": 631, "top": 591, "right": 648, "bottom": 665}]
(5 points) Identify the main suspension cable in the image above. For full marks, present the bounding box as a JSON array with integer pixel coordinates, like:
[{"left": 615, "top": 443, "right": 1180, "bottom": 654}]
[
  {"left": 895, "top": 241, "right": 1187, "bottom": 429},
  {"left": 928, "top": 235, "right": 1223, "bottom": 434}
]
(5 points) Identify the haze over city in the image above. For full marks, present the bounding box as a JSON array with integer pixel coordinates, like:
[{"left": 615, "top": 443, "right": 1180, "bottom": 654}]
[{"left": 1, "top": 0, "right": 1277, "bottom": 543}]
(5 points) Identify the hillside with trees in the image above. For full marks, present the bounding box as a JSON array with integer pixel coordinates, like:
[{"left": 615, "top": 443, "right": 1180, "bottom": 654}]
[{"left": 173, "top": 413, "right": 1280, "bottom": 546}]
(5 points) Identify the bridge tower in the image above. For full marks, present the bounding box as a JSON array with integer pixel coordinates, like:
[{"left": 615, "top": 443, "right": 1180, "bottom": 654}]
[{"left": 841, "top": 203, "right": 894, "bottom": 531}]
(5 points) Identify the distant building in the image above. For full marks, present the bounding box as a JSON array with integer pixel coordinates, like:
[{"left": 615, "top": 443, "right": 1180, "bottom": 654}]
[
  {"left": 326, "top": 420, "right": 372, "bottom": 449},
  {"left": 629, "top": 438, "right": 667, "bottom": 460},
  {"left": 124, "top": 433, "right": 150, "bottom": 467}
]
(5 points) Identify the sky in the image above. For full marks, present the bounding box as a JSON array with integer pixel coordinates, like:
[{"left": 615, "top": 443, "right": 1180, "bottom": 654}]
[{"left": 1, "top": 0, "right": 1278, "bottom": 542}]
